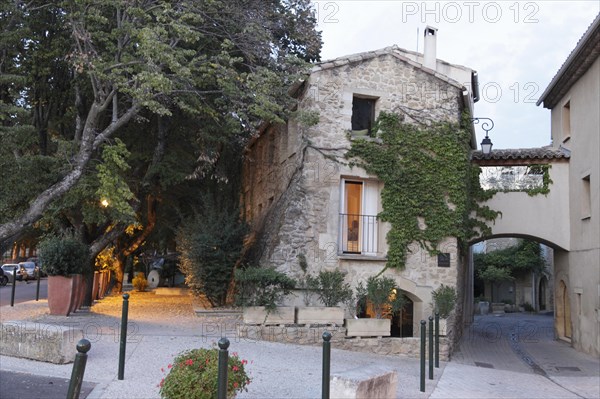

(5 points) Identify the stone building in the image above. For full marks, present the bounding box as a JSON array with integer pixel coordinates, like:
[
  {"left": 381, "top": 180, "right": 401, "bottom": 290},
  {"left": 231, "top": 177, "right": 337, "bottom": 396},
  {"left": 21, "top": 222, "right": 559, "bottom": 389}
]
[{"left": 241, "top": 27, "right": 480, "bottom": 337}]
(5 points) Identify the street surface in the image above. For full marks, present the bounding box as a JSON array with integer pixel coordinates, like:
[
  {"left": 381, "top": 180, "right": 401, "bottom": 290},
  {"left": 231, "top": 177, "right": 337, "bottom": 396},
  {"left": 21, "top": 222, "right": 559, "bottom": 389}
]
[{"left": 0, "top": 278, "right": 47, "bottom": 307}]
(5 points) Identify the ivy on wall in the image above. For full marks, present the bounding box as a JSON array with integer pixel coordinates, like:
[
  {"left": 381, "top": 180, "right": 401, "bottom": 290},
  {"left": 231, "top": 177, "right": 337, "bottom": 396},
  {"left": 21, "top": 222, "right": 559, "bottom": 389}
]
[{"left": 346, "top": 112, "right": 499, "bottom": 270}]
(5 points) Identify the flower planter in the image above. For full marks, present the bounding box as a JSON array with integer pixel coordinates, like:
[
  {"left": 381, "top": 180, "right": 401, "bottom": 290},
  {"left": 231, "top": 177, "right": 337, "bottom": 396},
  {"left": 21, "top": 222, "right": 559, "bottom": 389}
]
[
  {"left": 242, "top": 306, "right": 295, "bottom": 325},
  {"left": 491, "top": 303, "right": 506, "bottom": 314},
  {"left": 295, "top": 306, "right": 345, "bottom": 325},
  {"left": 345, "top": 318, "right": 391, "bottom": 337},
  {"left": 68, "top": 274, "right": 83, "bottom": 314},
  {"left": 47, "top": 275, "right": 76, "bottom": 316},
  {"left": 438, "top": 318, "right": 449, "bottom": 336}
]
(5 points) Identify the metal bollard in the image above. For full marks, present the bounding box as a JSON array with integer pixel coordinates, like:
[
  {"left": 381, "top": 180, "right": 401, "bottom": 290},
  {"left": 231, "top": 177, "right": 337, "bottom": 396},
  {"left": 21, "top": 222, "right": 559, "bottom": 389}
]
[
  {"left": 428, "top": 316, "right": 434, "bottom": 380},
  {"left": 35, "top": 268, "right": 41, "bottom": 301},
  {"left": 66, "top": 339, "right": 91, "bottom": 399},
  {"left": 322, "top": 331, "right": 332, "bottom": 399},
  {"left": 117, "top": 293, "right": 129, "bottom": 380},
  {"left": 10, "top": 266, "right": 17, "bottom": 306},
  {"left": 435, "top": 312, "right": 440, "bottom": 368},
  {"left": 217, "top": 337, "right": 230, "bottom": 399},
  {"left": 420, "top": 320, "right": 426, "bottom": 392}
]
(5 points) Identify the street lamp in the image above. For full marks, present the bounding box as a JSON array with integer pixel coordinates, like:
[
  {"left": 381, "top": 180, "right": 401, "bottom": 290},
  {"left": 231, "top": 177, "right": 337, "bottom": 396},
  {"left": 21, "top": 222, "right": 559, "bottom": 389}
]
[
  {"left": 471, "top": 117, "right": 494, "bottom": 156},
  {"left": 100, "top": 199, "right": 109, "bottom": 208}
]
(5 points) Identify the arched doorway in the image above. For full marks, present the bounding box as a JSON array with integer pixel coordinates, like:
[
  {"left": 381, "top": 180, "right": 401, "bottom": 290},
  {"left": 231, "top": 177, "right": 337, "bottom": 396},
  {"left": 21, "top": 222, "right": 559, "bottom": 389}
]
[
  {"left": 556, "top": 280, "right": 572, "bottom": 340},
  {"left": 538, "top": 276, "right": 548, "bottom": 311}
]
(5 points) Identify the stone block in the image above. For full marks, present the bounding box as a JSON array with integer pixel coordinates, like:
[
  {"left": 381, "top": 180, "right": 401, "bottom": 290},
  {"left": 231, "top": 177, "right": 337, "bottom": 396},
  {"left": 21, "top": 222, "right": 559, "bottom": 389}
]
[
  {"left": 331, "top": 365, "right": 398, "bottom": 398},
  {"left": 0, "top": 321, "right": 83, "bottom": 364}
]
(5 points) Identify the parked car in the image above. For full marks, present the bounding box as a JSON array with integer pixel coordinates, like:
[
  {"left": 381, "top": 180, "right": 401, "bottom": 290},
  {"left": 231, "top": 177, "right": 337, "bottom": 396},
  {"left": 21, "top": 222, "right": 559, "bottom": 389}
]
[
  {"left": 1, "top": 264, "right": 23, "bottom": 282},
  {"left": 18, "top": 261, "right": 38, "bottom": 280},
  {"left": 27, "top": 257, "right": 46, "bottom": 277}
]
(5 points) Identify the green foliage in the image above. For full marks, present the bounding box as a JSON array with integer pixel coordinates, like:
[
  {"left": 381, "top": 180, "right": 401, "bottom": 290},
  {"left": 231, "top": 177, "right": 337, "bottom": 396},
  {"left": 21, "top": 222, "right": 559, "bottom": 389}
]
[
  {"left": 132, "top": 272, "right": 148, "bottom": 292},
  {"left": 474, "top": 239, "right": 545, "bottom": 284},
  {"left": 346, "top": 112, "right": 498, "bottom": 270},
  {"left": 38, "top": 235, "right": 88, "bottom": 276},
  {"left": 177, "top": 198, "right": 248, "bottom": 307},
  {"left": 356, "top": 275, "right": 406, "bottom": 319},
  {"left": 159, "top": 347, "right": 250, "bottom": 399},
  {"left": 306, "top": 269, "right": 353, "bottom": 307},
  {"left": 431, "top": 284, "right": 457, "bottom": 318},
  {"left": 234, "top": 267, "right": 296, "bottom": 310}
]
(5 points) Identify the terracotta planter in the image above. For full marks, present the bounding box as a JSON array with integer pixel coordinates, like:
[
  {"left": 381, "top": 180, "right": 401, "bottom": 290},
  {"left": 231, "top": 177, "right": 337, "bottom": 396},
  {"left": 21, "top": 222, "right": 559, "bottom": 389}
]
[
  {"left": 92, "top": 272, "right": 100, "bottom": 300},
  {"left": 68, "top": 274, "right": 83, "bottom": 314},
  {"left": 47, "top": 275, "right": 76, "bottom": 316},
  {"left": 243, "top": 306, "right": 295, "bottom": 325},
  {"left": 295, "top": 306, "right": 345, "bottom": 325},
  {"left": 345, "top": 318, "right": 391, "bottom": 337}
]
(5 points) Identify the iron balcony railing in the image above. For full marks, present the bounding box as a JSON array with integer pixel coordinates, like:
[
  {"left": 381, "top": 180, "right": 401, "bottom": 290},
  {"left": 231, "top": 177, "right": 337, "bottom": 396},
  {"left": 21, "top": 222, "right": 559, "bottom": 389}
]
[{"left": 339, "top": 213, "right": 378, "bottom": 254}]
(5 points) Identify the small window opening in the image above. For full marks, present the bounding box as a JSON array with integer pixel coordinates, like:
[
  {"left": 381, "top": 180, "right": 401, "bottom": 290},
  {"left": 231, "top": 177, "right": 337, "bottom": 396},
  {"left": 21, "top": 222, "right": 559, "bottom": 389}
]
[{"left": 352, "top": 96, "right": 376, "bottom": 135}]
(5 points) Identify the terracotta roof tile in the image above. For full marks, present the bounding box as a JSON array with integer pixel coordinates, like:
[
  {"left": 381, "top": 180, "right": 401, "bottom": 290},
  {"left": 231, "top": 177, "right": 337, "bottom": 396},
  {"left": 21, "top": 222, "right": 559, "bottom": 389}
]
[{"left": 472, "top": 146, "right": 571, "bottom": 161}]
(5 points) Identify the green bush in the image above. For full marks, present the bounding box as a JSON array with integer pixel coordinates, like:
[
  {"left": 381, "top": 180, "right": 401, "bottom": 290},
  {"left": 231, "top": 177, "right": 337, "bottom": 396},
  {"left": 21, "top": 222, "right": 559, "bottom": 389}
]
[
  {"left": 431, "top": 284, "right": 457, "bottom": 318},
  {"left": 132, "top": 272, "right": 148, "bottom": 292},
  {"left": 356, "top": 275, "right": 406, "bottom": 319},
  {"left": 306, "top": 269, "right": 353, "bottom": 307},
  {"left": 38, "top": 235, "right": 88, "bottom": 276},
  {"left": 159, "top": 347, "right": 250, "bottom": 399},
  {"left": 235, "top": 267, "right": 295, "bottom": 310},
  {"left": 177, "top": 204, "right": 247, "bottom": 307}
]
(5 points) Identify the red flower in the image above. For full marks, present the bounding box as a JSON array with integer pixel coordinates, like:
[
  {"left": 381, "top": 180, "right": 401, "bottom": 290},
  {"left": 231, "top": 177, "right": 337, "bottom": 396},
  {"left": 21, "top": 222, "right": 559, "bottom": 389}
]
[
  {"left": 241, "top": 359, "right": 248, "bottom": 365},
  {"left": 233, "top": 382, "right": 239, "bottom": 388},
  {"left": 167, "top": 364, "right": 172, "bottom": 369},
  {"left": 159, "top": 378, "right": 164, "bottom": 387},
  {"left": 232, "top": 365, "right": 239, "bottom": 372},
  {"left": 185, "top": 359, "right": 194, "bottom": 366},
  {"left": 161, "top": 367, "right": 164, "bottom": 372}
]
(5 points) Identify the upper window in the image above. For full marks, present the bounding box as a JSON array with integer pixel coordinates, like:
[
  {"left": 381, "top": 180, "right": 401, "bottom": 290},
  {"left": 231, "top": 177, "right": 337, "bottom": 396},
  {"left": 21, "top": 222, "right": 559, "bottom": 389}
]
[
  {"left": 352, "top": 96, "right": 377, "bottom": 135},
  {"left": 561, "top": 101, "right": 571, "bottom": 141},
  {"left": 581, "top": 175, "right": 591, "bottom": 220}
]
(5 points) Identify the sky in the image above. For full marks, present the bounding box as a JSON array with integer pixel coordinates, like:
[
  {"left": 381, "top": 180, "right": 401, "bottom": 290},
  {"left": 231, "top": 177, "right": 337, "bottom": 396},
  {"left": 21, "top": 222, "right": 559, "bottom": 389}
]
[{"left": 313, "top": 0, "right": 600, "bottom": 149}]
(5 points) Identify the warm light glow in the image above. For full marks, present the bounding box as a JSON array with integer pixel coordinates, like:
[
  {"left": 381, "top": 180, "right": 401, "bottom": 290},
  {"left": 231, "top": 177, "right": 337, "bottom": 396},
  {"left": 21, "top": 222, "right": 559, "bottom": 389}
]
[{"left": 101, "top": 199, "right": 109, "bottom": 207}]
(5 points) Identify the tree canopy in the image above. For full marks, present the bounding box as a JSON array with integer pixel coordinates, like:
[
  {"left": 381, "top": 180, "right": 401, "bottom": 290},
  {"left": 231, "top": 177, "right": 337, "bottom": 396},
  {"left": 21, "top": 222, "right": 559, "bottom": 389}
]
[{"left": 0, "top": 0, "right": 322, "bottom": 246}]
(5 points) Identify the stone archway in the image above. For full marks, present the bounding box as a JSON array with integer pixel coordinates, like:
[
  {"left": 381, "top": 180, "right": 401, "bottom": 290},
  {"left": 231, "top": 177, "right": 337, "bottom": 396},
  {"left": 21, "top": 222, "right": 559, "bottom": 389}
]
[{"left": 556, "top": 279, "right": 572, "bottom": 340}]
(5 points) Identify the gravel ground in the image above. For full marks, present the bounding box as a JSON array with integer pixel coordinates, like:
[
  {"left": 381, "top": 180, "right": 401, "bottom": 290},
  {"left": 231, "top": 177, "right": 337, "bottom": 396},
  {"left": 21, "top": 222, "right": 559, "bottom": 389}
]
[{"left": 0, "top": 290, "right": 441, "bottom": 398}]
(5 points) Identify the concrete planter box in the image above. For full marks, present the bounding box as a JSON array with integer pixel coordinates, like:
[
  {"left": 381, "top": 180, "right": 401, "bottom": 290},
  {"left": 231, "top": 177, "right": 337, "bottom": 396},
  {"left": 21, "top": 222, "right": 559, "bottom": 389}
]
[
  {"left": 438, "top": 318, "right": 449, "bottom": 336},
  {"left": 295, "top": 306, "right": 344, "bottom": 325},
  {"left": 491, "top": 303, "right": 506, "bottom": 314},
  {"left": 243, "top": 306, "right": 295, "bottom": 325},
  {"left": 345, "top": 318, "right": 391, "bottom": 337}
]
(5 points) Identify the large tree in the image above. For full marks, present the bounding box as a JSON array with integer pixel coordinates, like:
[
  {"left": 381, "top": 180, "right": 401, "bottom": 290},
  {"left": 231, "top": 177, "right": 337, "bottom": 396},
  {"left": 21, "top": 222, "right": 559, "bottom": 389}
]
[{"left": 0, "top": 0, "right": 321, "bottom": 245}]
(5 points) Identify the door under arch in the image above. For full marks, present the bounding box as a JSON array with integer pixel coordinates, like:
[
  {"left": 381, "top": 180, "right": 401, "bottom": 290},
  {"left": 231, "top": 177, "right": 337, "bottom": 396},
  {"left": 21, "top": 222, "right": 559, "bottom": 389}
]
[{"left": 556, "top": 280, "right": 572, "bottom": 340}]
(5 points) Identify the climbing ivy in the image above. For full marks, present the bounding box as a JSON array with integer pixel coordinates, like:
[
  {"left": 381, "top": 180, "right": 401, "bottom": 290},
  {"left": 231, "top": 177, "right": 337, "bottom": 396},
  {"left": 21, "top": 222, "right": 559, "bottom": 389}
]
[{"left": 346, "top": 112, "right": 498, "bottom": 270}]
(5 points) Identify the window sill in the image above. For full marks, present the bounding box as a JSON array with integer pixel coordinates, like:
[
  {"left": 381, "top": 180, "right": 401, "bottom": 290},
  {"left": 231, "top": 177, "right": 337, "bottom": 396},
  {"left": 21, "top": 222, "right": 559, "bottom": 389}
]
[{"left": 338, "top": 254, "right": 387, "bottom": 262}]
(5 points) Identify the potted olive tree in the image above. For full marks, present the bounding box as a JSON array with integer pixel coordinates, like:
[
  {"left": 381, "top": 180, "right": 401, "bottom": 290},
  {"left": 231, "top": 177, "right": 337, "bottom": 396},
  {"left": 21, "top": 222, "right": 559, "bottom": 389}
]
[
  {"left": 38, "top": 235, "right": 88, "bottom": 316},
  {"left": 346, "top": 275, "right": 406, "bottom": 337},
  {"left": 235, "top": 267, "right": 296, "bottom": 325},
  {"left": 431, "top": 284, "right": 457, "bottom": 336},
  {"left": 296, "top": 269, "right": 352, "bottom": 325}
]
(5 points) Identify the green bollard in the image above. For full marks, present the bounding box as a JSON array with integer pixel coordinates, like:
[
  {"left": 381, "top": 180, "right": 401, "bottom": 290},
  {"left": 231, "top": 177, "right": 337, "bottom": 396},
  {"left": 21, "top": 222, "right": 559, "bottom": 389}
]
[
  {"left": 66, "top": 339, "right": 91, "bottom": 399},
  {"left": 10, "top": 266, "right": 17, "bottom": 307},
  {"left": 322, "top": 331, "right": 332, "bottom": 399},
  {"left": 35, "top": 268, "right": 40, "bottom": 301},
  {"left": 428, "top": 316, "right": 434, "bottom": 380},
  {"left": 217, "top": 337, "right": 230, "bottom": 399},
  {"left": 420, "top": 320, "right": 426, "bottom": 392},
  {"left": 435, "top": 312, "right": 440, "bottom": 368},
  {"left": 118, "top": 293, "right": 129, "bottom": 380}
]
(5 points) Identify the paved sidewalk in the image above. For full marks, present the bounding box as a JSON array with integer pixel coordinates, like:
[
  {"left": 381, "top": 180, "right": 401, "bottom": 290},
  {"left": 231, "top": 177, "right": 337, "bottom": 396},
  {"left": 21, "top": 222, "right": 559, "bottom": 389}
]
[{"left": 1, "top": 295, "right": 598, "bottom": 398}]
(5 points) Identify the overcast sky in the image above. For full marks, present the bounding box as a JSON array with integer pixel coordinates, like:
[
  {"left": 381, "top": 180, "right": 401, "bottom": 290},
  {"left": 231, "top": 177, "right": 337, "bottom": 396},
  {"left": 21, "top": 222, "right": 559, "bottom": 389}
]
[{"left": 313, "top": 1, "right": 599, "bottom": 149}]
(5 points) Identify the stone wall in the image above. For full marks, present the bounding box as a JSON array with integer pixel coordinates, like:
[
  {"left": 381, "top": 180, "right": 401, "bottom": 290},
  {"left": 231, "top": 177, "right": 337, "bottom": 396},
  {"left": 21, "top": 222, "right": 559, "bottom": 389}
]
[{"left": 236, "top": 324, "right": 453, "bottom": 361}]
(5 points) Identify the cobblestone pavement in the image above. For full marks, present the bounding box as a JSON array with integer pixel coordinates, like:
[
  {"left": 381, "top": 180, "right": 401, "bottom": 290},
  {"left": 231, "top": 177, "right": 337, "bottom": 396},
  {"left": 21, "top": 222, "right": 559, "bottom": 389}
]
[
  {"left": 1, "top": 295, "right": 598, "bottom": 398},
  {"left": 432, "top": 312, "right": 600, "bottom": 398}
]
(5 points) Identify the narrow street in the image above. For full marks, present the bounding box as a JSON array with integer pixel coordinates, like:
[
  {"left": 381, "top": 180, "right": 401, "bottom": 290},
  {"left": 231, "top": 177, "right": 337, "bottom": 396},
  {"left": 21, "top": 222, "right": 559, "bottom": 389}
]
[{"left": 0, "top": 278, "right": 47, "bottom": 307}]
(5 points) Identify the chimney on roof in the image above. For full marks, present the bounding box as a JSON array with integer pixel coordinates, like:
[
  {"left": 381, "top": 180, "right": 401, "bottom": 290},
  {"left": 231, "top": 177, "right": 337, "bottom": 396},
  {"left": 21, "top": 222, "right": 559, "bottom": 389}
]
[{"left": 423, "top": 26, "right": 437, "bottom": 70}]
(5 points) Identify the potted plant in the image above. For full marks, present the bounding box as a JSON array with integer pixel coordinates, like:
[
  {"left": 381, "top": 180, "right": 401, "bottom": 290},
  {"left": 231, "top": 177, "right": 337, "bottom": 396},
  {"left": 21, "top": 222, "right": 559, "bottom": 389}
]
[
  {"left": 235, "top": 267, "right": 296, "bottom": 325},
  {"left": 159, "top": 346, "right": 251, "bottom": 399},
  {"left": 345, "top": 275, "right": 406, "bottom": 337},
  {"left": 296, "top": 269, "right": 352, "bottom": 325},
  {"left": 38, "top": 235, "right": 88, "bottom": 316},
  {"left": 431, "top": 284, "right": 457, "bottom": 335}
]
